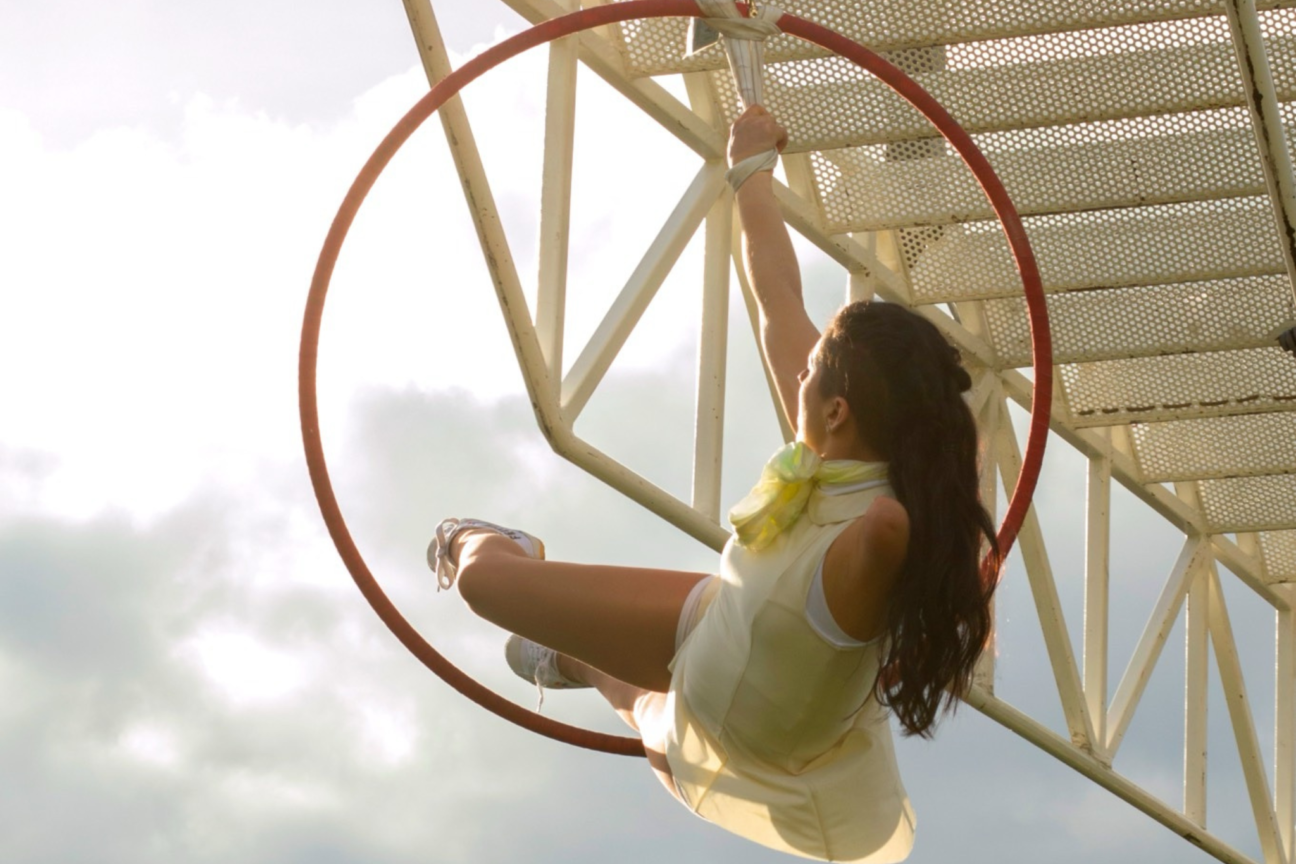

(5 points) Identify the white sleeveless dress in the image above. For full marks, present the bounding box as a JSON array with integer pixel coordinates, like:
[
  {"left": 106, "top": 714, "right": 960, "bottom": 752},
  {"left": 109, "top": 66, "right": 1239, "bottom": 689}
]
[{"left": 663, "top": 479, "right": 916, "bottom": 863}]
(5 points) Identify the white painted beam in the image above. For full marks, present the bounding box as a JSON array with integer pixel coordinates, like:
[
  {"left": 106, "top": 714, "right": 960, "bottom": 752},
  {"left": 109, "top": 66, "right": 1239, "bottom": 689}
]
[
  {"left": 1278, "top": 596, "right": 1296, "bottom": 860},
  {"left": 1108, "top": 535, "right": 1208, "bottom": 755},
  {"left": 691, "top": 190, "right": 732, "bottom": 521},
  {"left": 679, "top": 61, "right": 796, "bottom": 446},
  {"left": 561, "top": 162, "right": 726, "bottom": 420},
  {"left": 1222, "top": 0, "right": 1296, "bottom": 309},
  {"left": 966, "top": 366, "right": 998, "bottom": 421},
  {"left": 1208, "top": 564, "right": 1287, "bottom": 864},
  {"left": 973, "top": 377, "right": 1002, "bottom": 694},
  {"left": 402, "top": 0, "right": 557, "bottom": 424},
  {"left": 472, "top": 0, "right": 1282, "bottom": 620},
  {"left": 1085, "top": 433, "right": 1113, "bottom": 761},
  {"left": 1216, "top": 537, "right": 1291, "bottom": 613},
  {"left": 1186, "top": 563, "right": 1210, "bottom": 825},
  {"left": 550, "top": 423, "right": 731, "bottom": 550},
  {"left": 536, "top": 5, "right": 579, "bottom": 385},
  {"left": 994, "top": 370, "right": 1280, "bottom": 610},
  {"left": 770, "top": 180, "right": 915, "bottom": 306},
  {"left": 967, "top": 685, "right": 1258, "bottom": 864},
  {"left": 418, "top": 12, "right": 1296, "bottom": 861},
  {"left": 847, "top": 233, "right": 878, "bottom": 303},
  {"left": 996, "top": 401, "right": 1097, "bottom": 751},
  {"left": 500, "top": 0, "right": 725, "bottom": 160},
  {"left": 782, "top": 152, "right": 821, "bottom": 215}
]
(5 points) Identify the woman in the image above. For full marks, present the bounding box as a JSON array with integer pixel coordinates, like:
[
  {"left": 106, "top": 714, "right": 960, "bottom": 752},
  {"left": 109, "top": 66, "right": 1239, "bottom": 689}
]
[{"left": 428, "top": 106, "right": 1000, "bottom": 863}]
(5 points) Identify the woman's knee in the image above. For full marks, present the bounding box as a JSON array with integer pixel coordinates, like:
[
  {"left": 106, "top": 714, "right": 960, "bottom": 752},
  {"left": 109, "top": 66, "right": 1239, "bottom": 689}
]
[
  {"left": 454, "top": 541, "right": 531, "bottom": 616},
  {"left": 454, "top": 552, "right": 505, "bottom": 615}
]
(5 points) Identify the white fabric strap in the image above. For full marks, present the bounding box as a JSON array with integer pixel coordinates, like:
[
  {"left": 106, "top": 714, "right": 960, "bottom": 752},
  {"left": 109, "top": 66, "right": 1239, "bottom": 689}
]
[
  {"left": 696, "top": 1, "right": 783, "bottom": 109},
  {"left": 696, "top": 0, "right": 782, "bottom": 40},
  {"left": 726, "top": 148, "right": 779, "bottom": 191}
]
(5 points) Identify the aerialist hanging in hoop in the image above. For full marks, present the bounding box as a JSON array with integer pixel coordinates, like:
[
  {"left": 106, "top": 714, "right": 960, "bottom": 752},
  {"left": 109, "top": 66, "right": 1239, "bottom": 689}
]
[{"left": 427, "top": 105, "right": 1001, "bottom": 864}]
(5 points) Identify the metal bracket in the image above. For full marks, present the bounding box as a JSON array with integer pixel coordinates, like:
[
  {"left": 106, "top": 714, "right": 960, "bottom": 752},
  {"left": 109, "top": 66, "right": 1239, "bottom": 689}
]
[{"left": 687, "top": 18, "right": 721, "bottom": 55}]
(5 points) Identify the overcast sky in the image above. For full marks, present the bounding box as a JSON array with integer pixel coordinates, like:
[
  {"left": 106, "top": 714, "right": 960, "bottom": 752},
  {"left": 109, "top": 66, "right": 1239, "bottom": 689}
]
[{"left": 0, "top": 2, "right": 1285, "bottom": 863}]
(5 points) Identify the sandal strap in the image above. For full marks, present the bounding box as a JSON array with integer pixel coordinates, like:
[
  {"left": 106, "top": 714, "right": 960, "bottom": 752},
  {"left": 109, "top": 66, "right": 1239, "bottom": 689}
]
[
  {"left": 428, "top": 518, "right": 543, "bottom": 591},
  {"left": 430, "top": 520, "right": 461, "bottom": 590}
]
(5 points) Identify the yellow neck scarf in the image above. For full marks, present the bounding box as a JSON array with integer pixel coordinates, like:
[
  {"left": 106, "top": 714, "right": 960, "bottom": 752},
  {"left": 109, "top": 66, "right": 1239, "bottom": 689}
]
[{"left": 728, "top": 442, "right": 889, "bottom": 550}]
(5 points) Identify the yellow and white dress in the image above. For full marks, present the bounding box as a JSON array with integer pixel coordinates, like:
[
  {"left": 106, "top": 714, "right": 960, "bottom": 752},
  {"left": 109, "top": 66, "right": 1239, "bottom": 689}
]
[{"left": 664, "top": 454, "right": 916, "bottom": 863}]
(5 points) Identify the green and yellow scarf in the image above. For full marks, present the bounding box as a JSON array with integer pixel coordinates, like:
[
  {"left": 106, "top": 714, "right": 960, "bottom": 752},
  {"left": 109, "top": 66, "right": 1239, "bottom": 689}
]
[{"left": 729, "top": 442, "right": 889, "bottom": 551}]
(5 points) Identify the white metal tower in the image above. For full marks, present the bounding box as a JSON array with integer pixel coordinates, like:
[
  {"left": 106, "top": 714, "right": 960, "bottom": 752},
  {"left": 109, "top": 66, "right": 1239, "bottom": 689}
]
[{"left": 397, "top": 2, "right": 1296, "bottom": 862}]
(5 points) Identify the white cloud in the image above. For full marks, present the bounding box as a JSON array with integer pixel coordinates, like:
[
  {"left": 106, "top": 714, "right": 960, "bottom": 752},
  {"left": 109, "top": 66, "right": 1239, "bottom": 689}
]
[
  {"left": 181, "top": 627, "right": 316, "bottom": 707},
  {"left": 0, "top": 15, "right": 1281, "bottom": 864},
  {"left": 0, "top": 33, "right": 716, "bottom": 529},
  {"left": 118, "top": 722, "right": 183, "bottom": 769},
  {"left": 217, "top": 769, "right": 340, "bottom": 813},
  {"left": 353, "top": 701, "right": 419, "bottom": 767}
]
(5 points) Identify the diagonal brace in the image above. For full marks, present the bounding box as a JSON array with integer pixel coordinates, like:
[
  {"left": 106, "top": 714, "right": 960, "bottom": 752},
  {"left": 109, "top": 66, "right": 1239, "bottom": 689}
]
[
  {"left": 561, "top": 161, "right": 726, "bottom": 421},
  {"left": 1107, "top": 535, "right": 1208, "bottom": 755}
]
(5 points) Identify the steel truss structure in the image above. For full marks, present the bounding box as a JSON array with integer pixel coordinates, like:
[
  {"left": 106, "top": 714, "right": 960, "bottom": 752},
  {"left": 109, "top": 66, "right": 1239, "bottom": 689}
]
[{"left": 399, "top": 1, "right": 1296, "bottom": 861}]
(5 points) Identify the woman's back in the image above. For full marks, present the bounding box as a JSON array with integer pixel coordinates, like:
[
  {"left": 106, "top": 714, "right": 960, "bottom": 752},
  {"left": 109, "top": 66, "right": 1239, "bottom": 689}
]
[{"left": 665, "top": 480, "right": 916, "bottom": 863}]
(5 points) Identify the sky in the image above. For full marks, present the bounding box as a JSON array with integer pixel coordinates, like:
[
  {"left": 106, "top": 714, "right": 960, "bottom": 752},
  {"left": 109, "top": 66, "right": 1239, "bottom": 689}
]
[{"left": 0, "top": 2, "right": 1287, "bottom": 863}]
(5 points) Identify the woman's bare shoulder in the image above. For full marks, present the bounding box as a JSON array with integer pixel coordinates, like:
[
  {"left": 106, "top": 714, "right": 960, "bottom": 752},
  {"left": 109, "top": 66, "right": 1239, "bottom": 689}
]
[
  {"left": 830, "top": 496, "right": 909, "bottom": 571},
  {"left": 822, "top": 497, "right": 910, "bottom": 641},
  {"left": 860, "top": 496, "right": 909, "bottom": 563}
]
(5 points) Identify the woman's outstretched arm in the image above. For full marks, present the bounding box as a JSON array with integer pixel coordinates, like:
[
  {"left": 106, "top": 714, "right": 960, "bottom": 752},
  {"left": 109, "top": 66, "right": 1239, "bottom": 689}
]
[{"left": 730, "top": 106, "right": 822, "bottom": 428}]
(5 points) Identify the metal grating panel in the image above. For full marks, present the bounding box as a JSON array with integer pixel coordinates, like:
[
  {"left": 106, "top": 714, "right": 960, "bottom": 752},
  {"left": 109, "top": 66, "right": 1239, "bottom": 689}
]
[
  {"left": 1132, "top": 414, "right": 1296, "bottom": 481},
  {"left": 697, "top": 16, "right": 1296, "bottom": 152},
  {"left": 474, "top": 1, "right": 1296, "bottom": 858},
  {"left": 600, "top": 2, "right": 1296, "bottom": 536},
  {"left": 1262, "top": 530, "right": 1296, "bottom": 582},
  {"left": 1060, "top": 348, "right": 1296, "bottom": 426},
  {"left": 902, "top": 199, "right": 1286, "bottom": 303},
  {"left": 812, "top": 109, "right": 1293, "bottom": 231},
  {"left": 610, "top": 1, "right": 1294, "bottom": 76},
  {"left": 1200, "top": 475, "right": 1296, "bottom": 531},
  {"left": 982, "top": 276, "right": 1295, "bottom": 366}
]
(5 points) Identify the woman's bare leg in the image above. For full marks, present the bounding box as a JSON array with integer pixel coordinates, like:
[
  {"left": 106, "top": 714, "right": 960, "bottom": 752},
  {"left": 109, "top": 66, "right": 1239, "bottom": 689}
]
[
  {"left": 453, "top": 531, "right": 709, "bottom": 694},
  {"left": 560, "top": 656, "right": 685, "bottom": 803},
  {"left": 451, "top": 531, "right": 700, "bottom": 800}
]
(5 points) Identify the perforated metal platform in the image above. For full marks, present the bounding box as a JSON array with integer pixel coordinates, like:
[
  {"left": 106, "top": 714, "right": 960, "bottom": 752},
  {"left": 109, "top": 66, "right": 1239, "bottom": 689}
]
[
  {"left": 418, "top": 1, "right": 1296, "bottom": 860},
  {"left": 603, "top": 0, "right": 1296, "bottom": 583}
]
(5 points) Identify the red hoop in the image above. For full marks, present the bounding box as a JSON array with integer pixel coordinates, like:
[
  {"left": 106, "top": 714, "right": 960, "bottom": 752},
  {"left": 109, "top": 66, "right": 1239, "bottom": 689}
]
[{"left": 299, "top": 0, "right": 1052, "bottom": 757}]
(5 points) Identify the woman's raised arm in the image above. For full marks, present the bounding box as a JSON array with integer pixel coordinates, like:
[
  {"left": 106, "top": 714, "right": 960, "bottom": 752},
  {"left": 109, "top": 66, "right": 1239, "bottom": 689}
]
[{"left": 730, "top": 106, "right": 822, "bottom": 429}]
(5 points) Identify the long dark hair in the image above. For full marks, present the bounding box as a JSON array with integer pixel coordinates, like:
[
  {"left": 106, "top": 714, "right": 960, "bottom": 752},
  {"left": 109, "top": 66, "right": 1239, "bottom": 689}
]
[{"left": 818, "top": 301, "right": 1001, "bottom": 738}]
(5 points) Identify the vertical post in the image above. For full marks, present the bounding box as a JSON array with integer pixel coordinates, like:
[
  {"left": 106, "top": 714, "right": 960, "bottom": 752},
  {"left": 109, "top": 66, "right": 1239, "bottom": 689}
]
[
  {"left": 1241, "top": 532, "right": 1267, "bottom": 575},
  {"left": 996, "top": 404, "right": 1096, "bottom": 750},
  {"left": 1278, "top": 593, "right": 1296, "bottom": 860},
  {"left": 847, "top": 232, "right": 878, "bottom": 303},
  {"left": 682, "top": 65, "right": 793, "bottom": 445},
  {"left": 974, "top": 382, "right": 1002, "bottom": 693},
  {"left": 1085, "top": 431, "right": 1112, "bottom": 760},
  {"left": 782, "top": 152, "right": 821, "bottom": 211},
  {"left": 560, "top": 163, "right": 726, "bottom": 420},
  {"left": 1186, "top": 560, "right": 1210, "bottom": 825},
  {"left": 692, "top": 189, "right": 732, "bottom": 520},
  {"left": 536, "top": 0, "right": 579, "bottom": 388},
  {"left": 1108, "top": 535, "right": 1206, "bottom": 756},
  {"left": 1207, "top": 562, "right": 1286, "bottom": 864}
]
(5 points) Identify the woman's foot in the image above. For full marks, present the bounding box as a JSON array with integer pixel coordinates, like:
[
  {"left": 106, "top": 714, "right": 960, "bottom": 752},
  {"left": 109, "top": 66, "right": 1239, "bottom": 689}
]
[
  {"left": 427, "top": 518, "right": 545, "bottom": 590},
  {"left": 505, "top": 635, "right": 589, "bottom": 687},
  {"left": 504, "top": 635, "right": 591, "bottom": 710}
]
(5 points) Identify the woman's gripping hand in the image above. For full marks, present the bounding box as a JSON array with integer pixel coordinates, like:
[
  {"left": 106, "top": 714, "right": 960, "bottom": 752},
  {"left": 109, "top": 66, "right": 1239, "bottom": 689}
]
[{"left": 728, "top": 105, "right": 788, "bottom": 167}]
